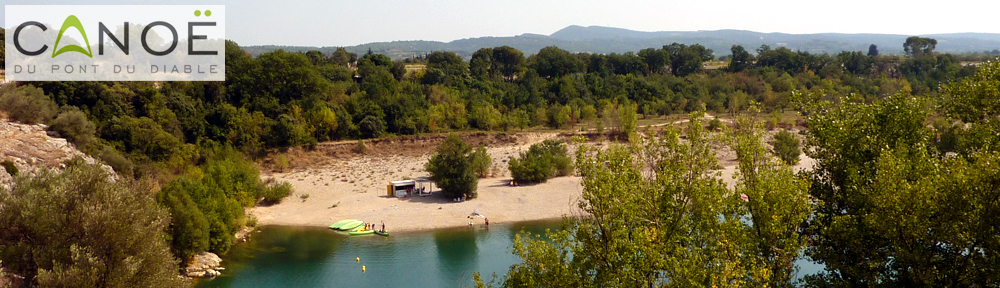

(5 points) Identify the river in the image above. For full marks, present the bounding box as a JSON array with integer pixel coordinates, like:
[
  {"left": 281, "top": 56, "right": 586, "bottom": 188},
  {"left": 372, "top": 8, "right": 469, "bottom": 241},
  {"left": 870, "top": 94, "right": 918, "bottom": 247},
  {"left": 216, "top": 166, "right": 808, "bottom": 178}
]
[
  {"left": 196, "top": 220, "right": 561, "bottom": 288},
  {"left": 197, "top": 220, "right": 823, "bottom": 288}
]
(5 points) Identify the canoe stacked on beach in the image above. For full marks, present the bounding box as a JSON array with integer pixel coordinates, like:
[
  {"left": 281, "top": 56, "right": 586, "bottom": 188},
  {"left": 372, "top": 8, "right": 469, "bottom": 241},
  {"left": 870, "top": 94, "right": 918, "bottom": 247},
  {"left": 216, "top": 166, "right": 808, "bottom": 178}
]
[
  {"left": 330, "top": 220, "right": 364, "bottom": 231},
  {"left": 330, "top": 219, "right": 389, "bottom": 236},
  {"left": 338, "top": 221, "right": 364, "bottom": 231},
  {"left": 328, "top": 219, "right": 356, "bottom": 230}
]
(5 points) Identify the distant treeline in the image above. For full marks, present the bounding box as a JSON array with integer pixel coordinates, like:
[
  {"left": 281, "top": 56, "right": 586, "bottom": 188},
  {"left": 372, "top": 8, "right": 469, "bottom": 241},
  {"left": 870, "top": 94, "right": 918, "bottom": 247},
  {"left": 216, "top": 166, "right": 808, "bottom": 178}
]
[{"left": 0, "top": 34, "right": 986, "bottom": 168}]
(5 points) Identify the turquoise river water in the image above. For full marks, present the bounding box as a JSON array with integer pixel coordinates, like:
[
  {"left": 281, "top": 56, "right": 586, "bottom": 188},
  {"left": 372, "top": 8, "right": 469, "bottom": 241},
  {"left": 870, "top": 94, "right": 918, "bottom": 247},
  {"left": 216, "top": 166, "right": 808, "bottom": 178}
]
[
  {"left": 195, "top": 220, "right": 561, "bottom": 288},
  {"left": 197, "top": 220, "right": 822, "bottom": 288}
]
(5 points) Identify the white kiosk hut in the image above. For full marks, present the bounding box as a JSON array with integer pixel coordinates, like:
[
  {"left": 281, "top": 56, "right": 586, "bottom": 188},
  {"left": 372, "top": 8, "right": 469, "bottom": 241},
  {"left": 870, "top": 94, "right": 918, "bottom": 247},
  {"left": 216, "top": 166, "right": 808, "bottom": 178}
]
[{"left": 387, "top": 180, "right": 433, "bottom": 197}]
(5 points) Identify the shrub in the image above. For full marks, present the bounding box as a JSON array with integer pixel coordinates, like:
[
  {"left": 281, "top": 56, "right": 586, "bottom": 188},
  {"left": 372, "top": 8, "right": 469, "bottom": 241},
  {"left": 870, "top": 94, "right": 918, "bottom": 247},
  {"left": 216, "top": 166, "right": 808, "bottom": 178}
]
[
  {"left": 771, "top": 129, "right": 801, "bottom": 165},
  {"left": 157, "top": 186, "right": 210, "bottom": 262},
  {"left": 0, "top": 164, "right": 187, "bottom": 287},
  {"left": 425, "top": 134, "right": 478, "bottom": 198},
  {"left": 708, "top": 117, "right": 724, "bottom": 131},
  {"left": 359, "top": 115, "right": 386, "bottom": 138},
  {"left": 469, "top": 145, "right": 492, "bottom": 178},
  {"left": 354, "top": 139, "right": 367, "bottom": 154},
  {"left": 275, "top": 153, "right": 290, "bottom": 172},
  {"left": 509, "top": 140, "right": 573, "bottom": 183},
  {"left": 619, "top": 102, "right": 638, "bottom": 139},
  {"left": 0, "top": 85, "right": 57, "bottom": 124},
  {"left": 156, "top": 147, "right": 293, "bottom": 258},
  {"left": 1, "top": 160, "right": 17, "bottom": 176},
  {"left": 580, "top": 105, "right": 597, "bottom": 122},
  {"left": 95, "top": 145, "right": 134, "bottom": 177},
  {"left": 49, "top": 108, "right": 98, "bottom": 151},
  {"left": 262, "top": 182, "right": 293, "bottom": 204}
]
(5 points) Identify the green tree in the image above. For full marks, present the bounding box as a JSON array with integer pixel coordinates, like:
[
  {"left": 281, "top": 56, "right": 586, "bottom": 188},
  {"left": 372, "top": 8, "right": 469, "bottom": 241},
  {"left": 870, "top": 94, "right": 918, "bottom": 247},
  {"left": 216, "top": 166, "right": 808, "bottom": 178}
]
[
  {"left": 331, "top": 47, "right": 357, "bottom": 66},
  {"left": 729, "top": 111, "right": 813, "bottom": 287},
  {"left": 904, "top": 36, "right": 938, "bottom": 57},
  {"left": 800, "top": 90, "right": 1000, "bottom": 285},
  {"left": 425, "top": 51, "right": 469, "bottom": 85},
  {"left": 1, "top": 28, "right": 5, "bottom": 67},
  {"left": 492, "top": 46, "right": 526, "bottom": 82},
  {"left": 469, "top": 145, "right": 492, "bottom": 178},
  {"left": 470, "top": 48, "right": 494, "bottom": 79},
  {"left": 867, "top": 44, "right": 879, "bottom": 57},
  {"left": 618, "top": 101, "right": 638, "bottom": 140},
  {"left": 530, "top": 46, "right": 584, "bottom": 78},
  {"left": 358, "top": 114, "right": 386, "bottom": 138},
  {"left": 158, "top": 186, "right": 210, "bottom": 262},
  {"left": 491, "top": 114, "right": 810, "bottom": 287},
  {"left": 426, "top": 134, "right": 479, "bottom": 198},
  {"left": 547, "top": 104, "right": 571, "bottom": 129},
  {"left": 49, "top": 108, "right": 98, "bottom": 151},
  {"left": 638, "top": 47, "right": 670, "bottom": 74},
  {"left": 727, "top": 44, "right": 753, "bottom": 73},
  {"left": 0, "top": 85, "right": 58, "bottom": 125},
  {"left": 940, "top": 58, "right": 1000, "bottom": 153},
  {"left": 507, "top": 140, "right": 572, "bottom": 183},
  {"left": 770, "top": 129, "right": 801, "bottom": 165},
  {"left": 664, "top": 43, "right": 713, "bottom": 77},
  {"left": 837, "top": 51, "right": 871, "bottom": 75},
  {"left": 0, "top": 164, "right": 188, "bottom": 288}
]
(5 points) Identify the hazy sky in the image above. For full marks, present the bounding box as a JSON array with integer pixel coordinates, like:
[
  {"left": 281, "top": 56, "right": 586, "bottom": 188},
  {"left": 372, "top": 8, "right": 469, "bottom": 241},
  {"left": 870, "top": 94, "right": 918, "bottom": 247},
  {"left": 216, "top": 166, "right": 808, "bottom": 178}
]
[{"left": 4, "top": 0, "right": 999, "bottom": 47}]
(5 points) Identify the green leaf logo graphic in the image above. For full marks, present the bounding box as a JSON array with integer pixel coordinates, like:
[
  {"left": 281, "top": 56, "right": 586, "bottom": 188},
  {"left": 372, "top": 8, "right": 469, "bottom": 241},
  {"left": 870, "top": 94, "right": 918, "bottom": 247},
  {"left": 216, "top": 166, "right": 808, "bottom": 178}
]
[{"left": 52, "top": 15, "right": 93, "bottom": 58}]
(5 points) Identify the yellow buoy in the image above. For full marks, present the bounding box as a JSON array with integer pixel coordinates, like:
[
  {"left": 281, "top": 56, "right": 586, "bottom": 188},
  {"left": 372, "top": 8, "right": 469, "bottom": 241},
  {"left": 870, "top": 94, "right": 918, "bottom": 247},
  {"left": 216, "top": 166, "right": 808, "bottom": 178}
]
[
  {"left": 362, "top": 265, "right": 366, "bottom": 272},
  {"left": 356, "top": 257, "right": 360, "bottom": 262}
]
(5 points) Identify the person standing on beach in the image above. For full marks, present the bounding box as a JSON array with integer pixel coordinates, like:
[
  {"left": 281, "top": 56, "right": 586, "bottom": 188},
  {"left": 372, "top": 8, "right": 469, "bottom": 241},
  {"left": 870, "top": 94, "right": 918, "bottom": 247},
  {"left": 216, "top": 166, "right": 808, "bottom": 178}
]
[
  {"left": 485, "top": 218, "right": 489, "bottom": 226},
  {"left": 381, "top": 221, "right": 385, "bottom": 232}
]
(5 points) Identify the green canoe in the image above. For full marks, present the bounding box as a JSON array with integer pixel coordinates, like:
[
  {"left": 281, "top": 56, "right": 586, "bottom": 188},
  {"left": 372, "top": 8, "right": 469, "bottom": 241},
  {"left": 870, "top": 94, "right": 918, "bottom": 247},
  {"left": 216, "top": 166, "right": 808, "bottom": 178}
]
[
  {"left": 349, "top": 229, "right": 376, "bottom": 235},
  {"left": 374, "top": 230, "right": 389, "bottom": 236},
  {"left": 329, "top": 219, "right": 357, "bottom": 230},
  {"left": 338, "top": 221, "right": 364, "bottom": 231}
]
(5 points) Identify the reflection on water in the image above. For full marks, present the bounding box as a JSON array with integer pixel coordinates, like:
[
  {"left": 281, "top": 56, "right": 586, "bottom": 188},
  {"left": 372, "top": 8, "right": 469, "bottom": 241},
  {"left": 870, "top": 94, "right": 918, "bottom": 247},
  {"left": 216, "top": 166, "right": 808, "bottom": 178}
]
[
  {"left": 196, "top": 220, "right": 561, "bottom": 288},
  {"left": 197, "top": 220, "right": 825, "bottom": 288},
  {"left": 434, "top": 228, "right": 479, "bottom": 283}
]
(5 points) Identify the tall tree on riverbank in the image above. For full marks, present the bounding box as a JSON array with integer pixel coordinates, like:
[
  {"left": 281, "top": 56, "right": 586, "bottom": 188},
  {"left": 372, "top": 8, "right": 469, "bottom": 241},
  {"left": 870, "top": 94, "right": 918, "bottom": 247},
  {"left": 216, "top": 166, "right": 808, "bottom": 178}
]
[
  {"left": 482, "top": 112, "right": 811, "bottom": 287},
  {"left": 426, "top": 134, "right": 479, "bottom": 198},
  {"left": 801, "top": 61, "right": 1000, "bottom": 285}
]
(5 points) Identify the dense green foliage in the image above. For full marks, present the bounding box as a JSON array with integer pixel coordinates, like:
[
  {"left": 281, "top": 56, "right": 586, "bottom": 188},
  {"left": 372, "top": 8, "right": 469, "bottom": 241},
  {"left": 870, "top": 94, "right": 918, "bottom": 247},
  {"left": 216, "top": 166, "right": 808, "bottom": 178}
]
[
  {"left": 157, "top": 148, "right": 288, "bottom": 259},
  {"left": 484, "top": 58, "right": 1000, "bottom": 288},
  {"left": 469, "top": 145, "right": 492, "bottom": 177},
  {"left": 0, "top": 33, "right": 993, "bottom": 284},
  {"left": 0, "top": 164, "right": 188, "bottom": 288},
  {"left": 485, "top": 113, "right": 812, "bottom": 287},
  {"left": 0, "top": 85, "right": 58, "bottom": 125},
  {"left": 771, "top": 129, "right": 801, "bottom": 165},
  {"left": 799, "top": 60, "right": 1000, "bottom": 286},
  {"left": 425, "top": 134, "right": 479, "bottom": 198},
  {"left": 508, "top": 140, "right": 573, "bottom": 183},
  {"left": 3, "top": 38, "right": 976, "bottom": 178},
  {"left": 1, "top": 28, "right": 4, "bottom": 67}
]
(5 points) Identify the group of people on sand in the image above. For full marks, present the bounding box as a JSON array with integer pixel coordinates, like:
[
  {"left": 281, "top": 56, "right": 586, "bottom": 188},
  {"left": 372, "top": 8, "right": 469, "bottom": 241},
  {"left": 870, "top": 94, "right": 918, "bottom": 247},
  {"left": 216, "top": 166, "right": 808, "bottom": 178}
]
[
  {"left": 363, "top": 221, "right": 386, "bottom": 233},
  {"left": 466, "top": 215, "right": 489, "bottom": 227}
]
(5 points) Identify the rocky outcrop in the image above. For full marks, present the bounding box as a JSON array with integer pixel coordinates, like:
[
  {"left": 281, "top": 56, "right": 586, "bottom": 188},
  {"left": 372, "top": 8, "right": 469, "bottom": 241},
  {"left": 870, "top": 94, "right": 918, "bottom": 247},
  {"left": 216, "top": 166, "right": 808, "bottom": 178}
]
[
  {"left": 0, "top": 116, "right": 114, "bottom": 189},
  {"left": 235, "top": 226, "right": 256, "bottom": 243},
  {"left": 184, "top": 252, "right": 224, "bottom": 278}
]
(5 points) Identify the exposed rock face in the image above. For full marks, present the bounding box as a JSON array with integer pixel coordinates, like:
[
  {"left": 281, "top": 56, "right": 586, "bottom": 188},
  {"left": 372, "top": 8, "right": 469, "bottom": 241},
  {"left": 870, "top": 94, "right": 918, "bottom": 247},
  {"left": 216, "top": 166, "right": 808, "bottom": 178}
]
[
  {"left": 185, "top": 252, "right": 223, "bottom": 278},
  {"left": 0, "top": 116, "right": 114, "bottom": 189}
]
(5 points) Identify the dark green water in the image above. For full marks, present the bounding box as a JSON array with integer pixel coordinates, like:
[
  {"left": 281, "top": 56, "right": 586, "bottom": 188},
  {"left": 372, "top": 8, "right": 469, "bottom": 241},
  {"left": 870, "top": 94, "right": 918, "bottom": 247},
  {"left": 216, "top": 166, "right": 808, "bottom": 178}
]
[
  {"left": 196, "top": 220, "right": 561, "bottom": 288},
  {"left": 197, "top": 220, "right": 824, "bottom": 288}
]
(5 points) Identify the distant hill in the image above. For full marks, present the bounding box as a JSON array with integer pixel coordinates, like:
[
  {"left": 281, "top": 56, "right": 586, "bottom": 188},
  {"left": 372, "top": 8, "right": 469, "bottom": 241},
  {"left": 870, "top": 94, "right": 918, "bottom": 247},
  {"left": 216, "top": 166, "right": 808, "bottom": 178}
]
[{"left": 243, "top": 25, "right": 1000, "bottom": 59}]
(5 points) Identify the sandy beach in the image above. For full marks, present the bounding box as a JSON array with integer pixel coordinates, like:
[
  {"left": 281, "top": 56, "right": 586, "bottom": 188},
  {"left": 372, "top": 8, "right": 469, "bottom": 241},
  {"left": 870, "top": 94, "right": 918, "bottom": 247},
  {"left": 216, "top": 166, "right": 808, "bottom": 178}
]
[
  {"left": 250, "top": 130, "right": 814, "bottom": 233},
  {"left": 250, "top": 134, "right": 587, "bottom": 233}
]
